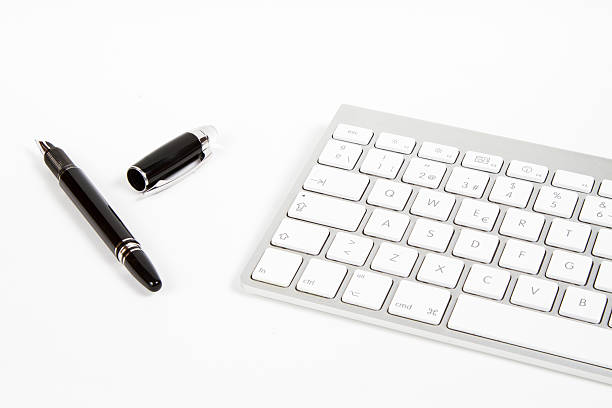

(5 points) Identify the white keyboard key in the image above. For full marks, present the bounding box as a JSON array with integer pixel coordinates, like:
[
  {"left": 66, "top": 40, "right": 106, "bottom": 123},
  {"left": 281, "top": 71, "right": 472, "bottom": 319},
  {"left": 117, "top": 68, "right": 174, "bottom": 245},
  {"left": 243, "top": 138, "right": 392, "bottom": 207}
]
[
  {"left": 326, "top": 232, "right": 373, "bottom": 266},
  {"left": 388, "top": 280, "right": 451, "bottom": 325},
  {"left": 371, "top": 242, "right": 418, "bottom": 277},
  {"left": 289, "top": 192, "right": 366, "bottom": 231},
  {"left": 552, "top": 170, "right": 595, "bottom": 193},
  {"left": 367, "top": 179, "right": 412, "bottom": 210},
  {"left": 364, "top": 209, "right": 410, "bottom": 242},
  {"left": 296, "top": 259, "right": 347, "bottom": 298},
  {"left": 402, "top": 157, "right": 447, "bottom": 188},
  {"left": 533, "top": 186, "right": 578, "bottom": 218},
  {"left": 444, "top": 167, "right": 489, "bottom": 198},
  {"left": 463, "top": 264, "right": 510, "bottom": 300},
  {"left": 410, "top": 188, "right": 455, "bottom": 221},
  {"left": 375, "top": 132, "right": 416, "bottom": 154},
  {"left": 506, "top": 160, "right": 548, "bottom": 183},
  {"left": 462, "top": 151, "right": 504, "bottom": 173},
  {"left": 271, "top": 218, "right": 329, "bottom": 255},
  {"left": 599, "top": 180, "right": 612, "bottom": 198},
  {"left": 360, "top": 148, "right": 404, "bottom": 179},
  {"left": 499, "top": 239, "right": 545, "bottom": 274},
  {"left": 418, "top": 141, "right": 459, "bottom": 163},
  {"left": 545, "top": 250, "right": 592, "bottom": 285},
  {"left": 559, "top": 286, "right": 607, "bottom": 324},
  {"left": 449, "top": 294, "right": 612, "bottom": 369},
  {"left": 545, "top": 218, "right": 591, "bottom": 252},
  {"left": 332, "top": 123, "right": 373, "bottom": 145},
  {"left": 252, "top": 248, "right": 302, "bottom": 287},
  {"left": 499, "top": 208, "right": 545, "bottom": 242},
  {"left": 318, "top": 139, "right": 362, "bottom": 170},
  {"left": 452, "top": 229, "right": 499, "bottom": 263},
  {"left": 407, "top": 218, "right": 454, "bottom": 253},
  {"left": 579, "top": 196, "right": 612, "bottom": 228},
  {"left": 593, "top": 228, "right": 612, "bottom": 259},
  {"left": 510, "top": 275, "right": 558, "bottom": 312},
  {"left": 488, "top": 176, "right": 533, "bottom": 208},
  {"left": 595, "top": 261, "right": 612, "bottom": 292},
  {"left": 341, "top": 270, "right": 392, "bottom": 310},
  {"left": 417, "top": 253, "right": 464, "bottom": 288},
  {"left": 304, "top": 164, "right": 369, "bottom": 201},
  {"left": 454, "top": 198, "right": 499, "bottom": 232}
]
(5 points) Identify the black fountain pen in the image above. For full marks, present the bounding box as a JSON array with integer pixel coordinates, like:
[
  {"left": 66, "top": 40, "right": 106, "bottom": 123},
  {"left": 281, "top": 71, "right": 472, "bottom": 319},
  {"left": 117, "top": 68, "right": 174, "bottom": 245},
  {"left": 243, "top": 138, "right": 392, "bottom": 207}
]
[{"left": 37, "top": 141, "right": 162, "bottom": 292}]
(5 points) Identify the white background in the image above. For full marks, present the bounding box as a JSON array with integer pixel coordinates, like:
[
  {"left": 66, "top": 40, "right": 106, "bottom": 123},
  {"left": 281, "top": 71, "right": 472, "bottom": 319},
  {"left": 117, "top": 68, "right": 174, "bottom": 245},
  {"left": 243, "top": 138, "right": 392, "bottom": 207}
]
[{"left": 2, "top": 1, "right": 612, "bottom": 406}]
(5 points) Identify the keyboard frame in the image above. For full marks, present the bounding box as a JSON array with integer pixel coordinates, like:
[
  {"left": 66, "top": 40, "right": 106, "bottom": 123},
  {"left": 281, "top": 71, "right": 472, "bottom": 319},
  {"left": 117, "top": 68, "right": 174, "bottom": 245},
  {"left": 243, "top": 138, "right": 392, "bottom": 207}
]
[{"left": 240, "top": 104, "right": 612, "bottom": 384}]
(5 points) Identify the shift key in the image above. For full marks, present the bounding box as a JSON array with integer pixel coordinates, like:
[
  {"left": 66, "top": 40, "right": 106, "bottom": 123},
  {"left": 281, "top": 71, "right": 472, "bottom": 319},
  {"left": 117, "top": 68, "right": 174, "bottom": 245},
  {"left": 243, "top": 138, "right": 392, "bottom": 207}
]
[{"left": 288, "top": 191, "right": 366, "bottom": 231}]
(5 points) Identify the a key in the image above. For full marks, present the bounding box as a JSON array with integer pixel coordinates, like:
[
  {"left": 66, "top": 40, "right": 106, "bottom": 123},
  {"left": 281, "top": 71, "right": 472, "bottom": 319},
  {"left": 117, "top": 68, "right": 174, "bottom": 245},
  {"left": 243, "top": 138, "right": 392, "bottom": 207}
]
[
  {"left": 506, "top": 160, "right": 548, "bottom": 183},
  {"left": 510, "top": 275, "right": 558, "bottom": 312},
  {"left": 388, "top": 280, "right": 451, "bottom": 325},
  {"left": 449, "top": 294, "right": 612, "bottom": 369},
  {"left": 499, "top": 208, "right": 545, "bottom": 242},
  {"left": 594, "top": 261, "right": 612, "bottom": 292},
  {"left": 599, "top": 180, "right": 612, "bottom": 199},
  {"left": 416, "top": 253, "right": 464, "bottom": 288},
  {"left": 303, "top": 164, "right": 369, "bottom": 201},
  {"left": 371, "top": 242, "right": 418, "bottom": 277},
  {"left": 363, "top": 208, "right": 410, "bottom": 242},
  {"left": 593, "top": 228, "right": 612, "bottom": 259},
  {"left": 533, "top": 186, "right": 578, "bottom": 218},
  {"left": 366, "top": 179, "right": 413, "bottom": 210},
  {"left": 452, "top": 229, "right": 499, "bottom": 263},
  {"left": 375, "top": 132, "right": 416, "bottom": 154},
  {"left": 462, "top": 151, "right": 503, "bottom": 173},
  {"left": 296, "top": 259, "right": 347, "bottom": 298},
  {"left": 332, "top": 123, "right": 373, "bottom": 145},
  {"left": 252, "top": 248, "right": 302, "bottom": 287},
  {"left": 463, "top": 264, "right": 510, "bottom": 300},
  {"left": 288, "top": 192, "right": 366, "bottom": 231},
  {"left": 318, "top": 139, "right": 363, "bottom": 170},
  {"left": 488, "top": 176, "right": 533, "bottom": 208},
  {"left": 360, "top": 149, "right": 404, "bottom": 179},
  {"left": 407, "top": 218, "right": 454, "bottom": 253},
  {"left": 545, "top": 218, "right": 591, "bottom": 252},
  {"left": 545, "top": 250, "right": 592, "bottom": 285},
  {"left": 552, "top": 170, "right": 594, "bottom": 193},
  {"left": 498, "top": 239, "right": 545, "bottom": 274},
  {"left": 418, "top": 141, "right": 459, "bottom": 163},
  {"left": 271, "top": 218, "right": 329, "bottom": 255},
  {"left": 360, "top": 148, "right": 404, "bottom": 179},
  {"left": 454, "top": 198, "right": 500, "bottom": 231},
  {"left": 410, "top": 188, "right": 456, "bottom": 221},
  {"left": 341, "top": 270, "right": 392, "bottom": 310},
  {"left": 579, "top": 196, "right": 612, "bottom": 228},
  {"left": 444, "top": 167, "right": 489, "bottom": 198},
  {"left": 559, "top": 286, "right": 607, "bottom": 324},
  {"left": 401, "top": 157, "right": 447, "bottom": 188},
  {"left": 326, "top": 232, "right": 373, "bottom": 266}
]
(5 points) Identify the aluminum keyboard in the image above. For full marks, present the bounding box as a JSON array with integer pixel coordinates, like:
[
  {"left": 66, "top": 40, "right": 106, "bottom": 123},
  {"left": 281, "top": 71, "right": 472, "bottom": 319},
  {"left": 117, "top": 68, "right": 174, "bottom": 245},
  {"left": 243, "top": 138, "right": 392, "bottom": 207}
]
[{"left": 241, "top": 105, "right": 612, "bottom": 384}]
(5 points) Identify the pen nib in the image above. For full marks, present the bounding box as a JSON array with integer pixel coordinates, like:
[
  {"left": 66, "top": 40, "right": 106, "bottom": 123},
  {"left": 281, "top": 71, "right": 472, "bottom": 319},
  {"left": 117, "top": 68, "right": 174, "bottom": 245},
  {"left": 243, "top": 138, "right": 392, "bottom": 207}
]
[{"left": 35, "top": 140, "right": 54, "bottom": 155}]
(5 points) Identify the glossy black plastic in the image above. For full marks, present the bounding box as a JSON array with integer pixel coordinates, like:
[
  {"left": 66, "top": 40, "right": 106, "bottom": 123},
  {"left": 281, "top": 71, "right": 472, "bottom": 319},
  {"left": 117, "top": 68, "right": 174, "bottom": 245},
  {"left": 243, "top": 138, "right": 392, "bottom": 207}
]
[
  {"left": 127, "top": 133, "right": 203, "bottom": 192},
  {"left": 55, "top": 164, "right": 162, "bottom": 292}
]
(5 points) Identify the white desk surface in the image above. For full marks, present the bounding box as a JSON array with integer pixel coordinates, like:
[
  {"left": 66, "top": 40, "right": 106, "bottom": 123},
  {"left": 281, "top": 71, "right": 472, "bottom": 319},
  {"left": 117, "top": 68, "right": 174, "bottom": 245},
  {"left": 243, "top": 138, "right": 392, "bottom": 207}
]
[{"left": 2, "top": 1, "right": 612, "bottom": 406}]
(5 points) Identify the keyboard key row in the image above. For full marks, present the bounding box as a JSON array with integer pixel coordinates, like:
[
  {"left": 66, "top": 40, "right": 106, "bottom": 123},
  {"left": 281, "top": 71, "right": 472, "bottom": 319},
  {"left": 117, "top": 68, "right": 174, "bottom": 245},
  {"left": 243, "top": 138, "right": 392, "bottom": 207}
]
[
  {"left": 253, "top": 246, "right": 612, "bottom": 323},
  {"left": 270, "top": 220, "right": 612, "bottom": 289},
  {"left": 288, "top": 191, "right": 612, "bottom": 261},
  {"left": 330, "top": 125, "right": 612, "bottom": 199}
]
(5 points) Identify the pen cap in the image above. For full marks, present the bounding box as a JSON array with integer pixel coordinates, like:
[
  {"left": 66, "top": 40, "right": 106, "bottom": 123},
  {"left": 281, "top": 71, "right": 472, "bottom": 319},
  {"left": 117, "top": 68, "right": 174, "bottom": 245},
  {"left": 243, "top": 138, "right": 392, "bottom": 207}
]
[{"left": 127, "top": 126, "right": 215, "bottom": 193}]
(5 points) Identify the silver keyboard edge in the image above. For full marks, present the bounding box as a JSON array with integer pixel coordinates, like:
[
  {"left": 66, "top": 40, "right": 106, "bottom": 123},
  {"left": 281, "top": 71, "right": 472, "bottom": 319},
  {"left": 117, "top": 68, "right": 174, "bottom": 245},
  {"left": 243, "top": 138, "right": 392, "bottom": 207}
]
[{"left": 240, "top": 104, "right": 612, "bottom": 385}]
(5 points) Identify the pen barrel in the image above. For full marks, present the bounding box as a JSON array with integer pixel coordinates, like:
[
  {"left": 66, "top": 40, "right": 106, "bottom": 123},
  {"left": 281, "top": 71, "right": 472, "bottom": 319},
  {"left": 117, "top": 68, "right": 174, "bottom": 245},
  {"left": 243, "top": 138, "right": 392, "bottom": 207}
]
[
  {"left": 127, "top": 133, "right": 203, "bottom": 192},
  {"left": 59, "top": 168, "right": 135, "bottom": 255}
]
